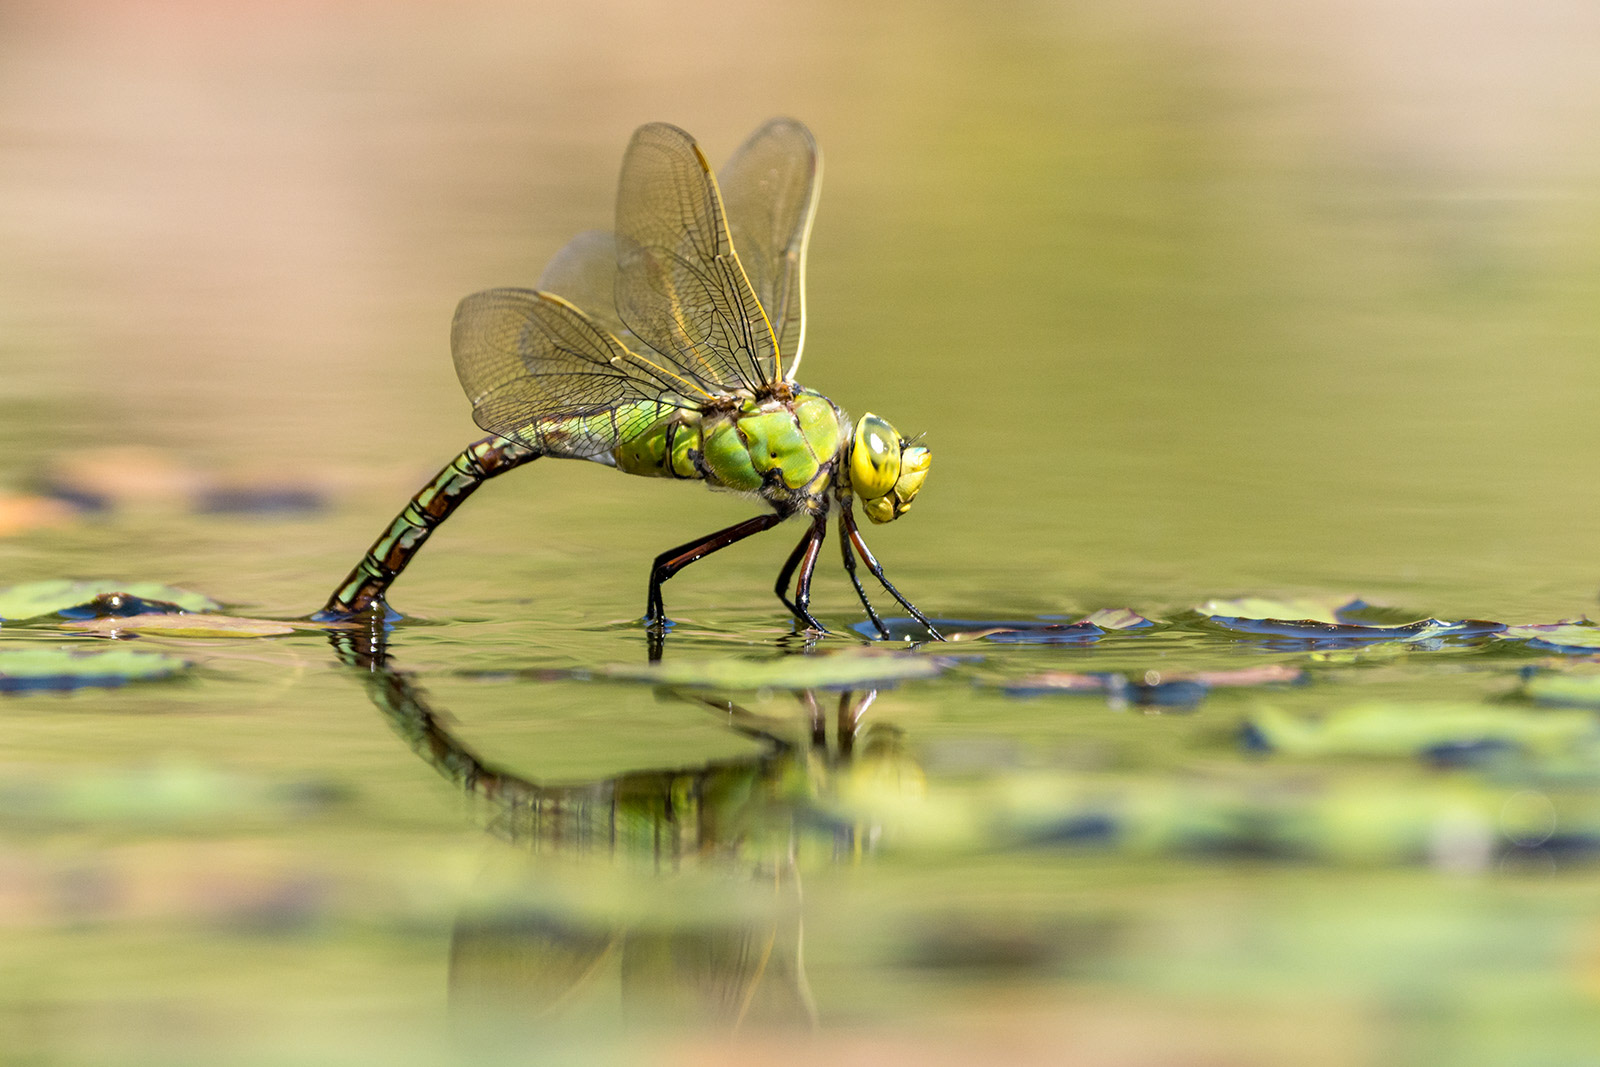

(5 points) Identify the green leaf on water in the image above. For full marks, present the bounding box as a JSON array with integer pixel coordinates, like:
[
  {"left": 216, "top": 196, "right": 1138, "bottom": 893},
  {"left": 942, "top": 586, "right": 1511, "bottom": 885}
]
[
  {"left": 1195, "top": 596, "right": 1357, "bottom": 624},
  {"left": 1522, "top": 672, "right": 1600, "bottom": 707},
  {"left": 0, "top": 579, "right": 221, "bottom": 620},
  {"left": 0, "top": 761, "right": 346, "bottom": 826},
  {"left": 603, "top": 651, "right": 949, "bottom": 690},
  {"left": 0, "top": 646, "right": 189, "bottom": 692},
  {"left": 60, "top": 614, "right": 298, "bottom": 637},
  {"left": 1078, "top": 607, "right": 1158, "bottom": 630},
  {"left": 1245, "top": 701, "right": 1598, "bottom": 758},
  {"left": 1499, "top": 622, "right": 1600, "bottom": 651}
]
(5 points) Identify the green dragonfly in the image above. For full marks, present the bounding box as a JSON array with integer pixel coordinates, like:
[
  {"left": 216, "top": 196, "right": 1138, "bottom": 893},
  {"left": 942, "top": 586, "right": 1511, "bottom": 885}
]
[{"left": 320, "top": 119, "right": 940, "bottom": 640}]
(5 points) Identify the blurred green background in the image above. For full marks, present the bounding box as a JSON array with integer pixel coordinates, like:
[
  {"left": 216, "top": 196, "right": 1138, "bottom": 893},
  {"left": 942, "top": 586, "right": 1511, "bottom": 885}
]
[{"left": 3, "top": 0, "right": 1600, "bottom": 1063}]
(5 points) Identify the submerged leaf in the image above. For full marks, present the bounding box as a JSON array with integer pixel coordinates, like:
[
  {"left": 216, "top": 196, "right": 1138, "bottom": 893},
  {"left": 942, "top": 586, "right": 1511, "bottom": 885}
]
[
  {"left": 0, "top": 579, "right": 221, "bottom": 620},
  {"left": 0, "top": 646, "right": 189, "bottom": 692},
  {"left": 604, "top": 651, "right": 948, "bottom": 690}
]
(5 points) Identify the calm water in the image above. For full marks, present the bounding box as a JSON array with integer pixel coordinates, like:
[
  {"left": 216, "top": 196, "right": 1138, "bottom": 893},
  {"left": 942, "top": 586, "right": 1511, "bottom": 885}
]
[{"left": 4, "top": 1, "right": 1600, "bottom": 1063}]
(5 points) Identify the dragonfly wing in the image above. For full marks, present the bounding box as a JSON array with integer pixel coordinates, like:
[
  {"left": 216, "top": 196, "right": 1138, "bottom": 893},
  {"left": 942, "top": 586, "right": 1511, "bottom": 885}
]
[
  {"left": 720, "top": 118, "right": 821, "bottom": 382},
  {"left": 452, "top": 287, "right": 703, "bottom": 459},
  {"left": 536, "top": 229, "right": 642, "bottom": 351},
  {"left": 613, "top": 122, "right": 780, "bottom": 396}
]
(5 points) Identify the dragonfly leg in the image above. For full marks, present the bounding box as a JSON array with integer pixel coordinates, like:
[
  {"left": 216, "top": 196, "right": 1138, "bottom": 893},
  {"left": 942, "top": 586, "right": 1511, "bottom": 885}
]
[
  {"left": 838, "top": 507, "right": 890, "bottom": 638},
  {"left": 788, "top": 513, "right": 830, "bottom": 634},
  {"left": 840, "top": 502, "right": 945, "bottom": 642},
  {"left": 772, "top": 527, "right": 813, "bottom": 620},
  {"left": 318, "top": 435, "right": 541, "bottom": 620},
  {"left": 646, "top": 513, "right": 785, "bottom": 630}
]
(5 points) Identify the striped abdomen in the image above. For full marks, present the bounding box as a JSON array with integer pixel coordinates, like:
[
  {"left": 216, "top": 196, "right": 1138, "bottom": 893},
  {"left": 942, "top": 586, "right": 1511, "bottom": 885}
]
[{"left": 318, "top": 435, "right": 541, "bottom": 618}]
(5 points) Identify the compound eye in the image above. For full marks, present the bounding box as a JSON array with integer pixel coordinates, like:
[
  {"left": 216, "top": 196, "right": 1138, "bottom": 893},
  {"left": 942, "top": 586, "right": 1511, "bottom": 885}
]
[{"left": 849, "top": 413, "right": 902, "bottom": 500}]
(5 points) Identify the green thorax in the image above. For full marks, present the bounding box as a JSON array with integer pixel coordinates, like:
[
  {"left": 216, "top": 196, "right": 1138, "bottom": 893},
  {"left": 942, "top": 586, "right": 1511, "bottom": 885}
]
[{"left": 612, "top": 389, "right": 843, "bottom": 502}]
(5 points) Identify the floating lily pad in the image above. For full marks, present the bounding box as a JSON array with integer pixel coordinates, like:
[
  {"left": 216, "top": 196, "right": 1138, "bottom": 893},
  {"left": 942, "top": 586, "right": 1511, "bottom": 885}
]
[
  {"left": 60, "top": 614, "right": 298, "bottom": 637},
  {"left": 966, "top": 621, "right": 1107, "bottom": 645},
  {"left": 604, "top": 651, "right": 948, "bottom": 690},
  {"left": 1207, "top": 615, "right": 1504, "bottom": 644},
  {"left": 902, "top": 609, "right": 1160, "bottom": 646},
  {"left": 0, "top": 580, "right": 221, "bottom": 620},
  {"left": 1499, "top": 622, "right": 1600, "bottom": 654},
  {"left": 847, "top": 617, "right": 952, "bottom": 641},
  {"left": 0, "top": 646, "right": 189, "bottom": 692},
  {"left": 1196, "top": 595, "right": 1504, "bottom": 648},
  {"left": 1196, "top": 596, "right": 1359, "bottom": 625},
  {"left": 1078, "top": 608, "right": 1158, "bottom": 630},
  {"left": 1243, "top": 701, "right": 1599, "bottom": 760}
]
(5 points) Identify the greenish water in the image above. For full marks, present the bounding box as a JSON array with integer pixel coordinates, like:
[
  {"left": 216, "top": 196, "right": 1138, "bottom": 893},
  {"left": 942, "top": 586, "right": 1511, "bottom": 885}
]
[{"left": 5, "top": 1, "right": 1600, "bottom": 1063}]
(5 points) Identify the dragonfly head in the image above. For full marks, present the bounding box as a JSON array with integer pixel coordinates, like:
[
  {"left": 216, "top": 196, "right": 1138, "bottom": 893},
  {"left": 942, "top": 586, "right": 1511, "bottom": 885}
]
[{"left": 848, "top": 413, "right": 931, "bottom": 524}]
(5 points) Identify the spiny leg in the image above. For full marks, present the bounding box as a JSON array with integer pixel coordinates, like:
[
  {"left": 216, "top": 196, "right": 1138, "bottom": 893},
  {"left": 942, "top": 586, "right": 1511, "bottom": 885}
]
[
  {"left": 840, "top": 502, "right": 945, "bottom": 641},
  {"left": 646, "top": 513, "right": 785, "bottom": 630},
  {"left": 318, "top": 435, "right": 541, "bottom": 620},
  {"left": 838, "top": 507, "right": 889, "bottom": 638}
]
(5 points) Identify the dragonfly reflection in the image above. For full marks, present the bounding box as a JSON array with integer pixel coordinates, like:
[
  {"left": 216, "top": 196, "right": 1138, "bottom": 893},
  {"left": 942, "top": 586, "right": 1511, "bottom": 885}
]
[{"left": 328, "top": 626, "right": 920, "bottom": 1030}]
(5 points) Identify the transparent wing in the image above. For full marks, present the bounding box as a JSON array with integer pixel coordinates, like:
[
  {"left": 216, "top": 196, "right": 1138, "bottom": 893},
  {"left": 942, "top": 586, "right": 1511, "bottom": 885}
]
[
  {"left": 536, "top": 229, "right": 641, "bottom": 351},
  {"left": 452, "top": 287, "right": 705, "bottom": 459},
  {"left": 720, "top": 118, "right": 821, "bottom": 382},
  {"left": 613, "top": 122, "right": 780, "bottom": 395}
]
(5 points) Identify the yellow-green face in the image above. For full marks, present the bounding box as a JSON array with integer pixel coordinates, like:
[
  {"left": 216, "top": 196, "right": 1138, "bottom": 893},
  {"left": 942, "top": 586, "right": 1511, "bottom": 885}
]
[{"left": 848, "top": 413, "right": 931, "bottom": 524}]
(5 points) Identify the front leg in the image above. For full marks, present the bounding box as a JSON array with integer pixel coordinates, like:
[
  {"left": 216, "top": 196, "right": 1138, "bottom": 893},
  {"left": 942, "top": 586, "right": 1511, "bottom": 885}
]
[
  {"left": 840, "top": 501, "right": 944, "bottom": 641},
  {"left": 645, "top": 513, "right": 785, "bottom": 630},
  {"left": 838, "top": 502, "right": 889, "bottom": 638}
]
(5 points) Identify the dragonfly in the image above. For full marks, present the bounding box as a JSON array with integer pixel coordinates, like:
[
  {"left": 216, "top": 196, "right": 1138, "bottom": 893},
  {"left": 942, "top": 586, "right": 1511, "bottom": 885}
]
[{"left": 319, "top": 119, "right": 941, "bottom": 641}]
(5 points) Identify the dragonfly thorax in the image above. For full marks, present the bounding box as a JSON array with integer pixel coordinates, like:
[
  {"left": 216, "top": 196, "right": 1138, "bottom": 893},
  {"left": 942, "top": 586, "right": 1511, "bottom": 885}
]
[{"left": 611, "top": 389, "right": 845, "bottom": 515}]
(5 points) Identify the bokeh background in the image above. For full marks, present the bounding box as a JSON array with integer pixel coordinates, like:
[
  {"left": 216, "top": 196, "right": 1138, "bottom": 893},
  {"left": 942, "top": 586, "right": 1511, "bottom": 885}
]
[
  {"left": 4, "top": 0, "right": 1600, "bottom": 1063},
  {"left": 5, "top": 0, "right": 1599, "bottom": 619}
]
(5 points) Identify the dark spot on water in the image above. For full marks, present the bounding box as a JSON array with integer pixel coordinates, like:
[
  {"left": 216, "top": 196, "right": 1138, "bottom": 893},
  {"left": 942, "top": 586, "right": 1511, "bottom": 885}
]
[
  {"left": 1421, "top": 738, "right": 1519, "bottom": 768},
  {"left": 195, "top": 487, "right": 326, "bottom": 516},
  {"left": 1024, "top": 812, "right": 1121, "bottom": 847}
]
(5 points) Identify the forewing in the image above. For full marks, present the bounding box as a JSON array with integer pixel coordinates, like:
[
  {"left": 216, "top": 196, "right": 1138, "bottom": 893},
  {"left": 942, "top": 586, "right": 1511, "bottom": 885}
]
[
  {"left": 452, "top": 287, "right": 699, "bottom": 459},
  {"left": 613, "top": 122, "right": 780, "bottom": 394},
  {"left": 720, "top": 118, "right": 820, "bottom": 381}
]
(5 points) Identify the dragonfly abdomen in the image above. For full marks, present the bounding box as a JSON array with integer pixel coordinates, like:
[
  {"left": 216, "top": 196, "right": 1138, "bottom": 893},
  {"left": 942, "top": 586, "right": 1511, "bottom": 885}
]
[
  {"left": 610, "top": 407, "right": 701, "bottom": 480},
  {"left": 319, "top": 435, "right": 541, "bottom": 618}
]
